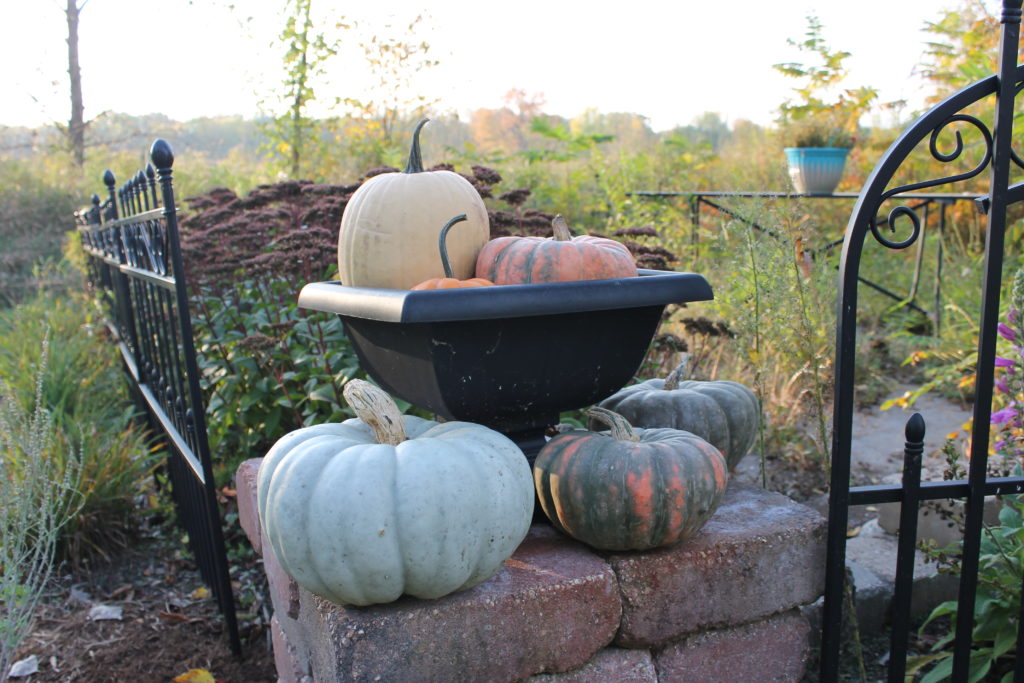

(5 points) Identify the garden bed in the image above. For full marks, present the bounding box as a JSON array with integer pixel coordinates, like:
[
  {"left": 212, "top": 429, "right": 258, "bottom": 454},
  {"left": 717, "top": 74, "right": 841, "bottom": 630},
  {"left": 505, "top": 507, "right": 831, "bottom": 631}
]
[{"left": 12, "top": 518, "right": 276, "bottom": 682}]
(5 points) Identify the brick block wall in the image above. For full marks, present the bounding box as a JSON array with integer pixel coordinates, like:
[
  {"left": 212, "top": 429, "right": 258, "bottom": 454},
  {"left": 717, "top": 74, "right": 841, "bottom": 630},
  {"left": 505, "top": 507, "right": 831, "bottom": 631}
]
[{"left": 236, "top": 458, "right": 826, "bottom": 682}]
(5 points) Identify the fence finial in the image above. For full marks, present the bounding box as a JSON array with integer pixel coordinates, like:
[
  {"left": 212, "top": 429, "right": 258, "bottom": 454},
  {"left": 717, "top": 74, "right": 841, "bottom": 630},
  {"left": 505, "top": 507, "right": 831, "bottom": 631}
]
[
  {"left": 904, "top": 412, "right": 926, "bottom": 443},
  {"left": 150, "top": 138, "right": 174, "bottom": 171}
]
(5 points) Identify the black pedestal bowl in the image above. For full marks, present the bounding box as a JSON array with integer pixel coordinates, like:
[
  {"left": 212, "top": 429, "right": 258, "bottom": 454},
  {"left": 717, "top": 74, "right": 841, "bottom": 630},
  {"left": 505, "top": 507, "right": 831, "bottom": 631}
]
[{"left": 297, "top": 269, "right": 713, "bottom": 463}]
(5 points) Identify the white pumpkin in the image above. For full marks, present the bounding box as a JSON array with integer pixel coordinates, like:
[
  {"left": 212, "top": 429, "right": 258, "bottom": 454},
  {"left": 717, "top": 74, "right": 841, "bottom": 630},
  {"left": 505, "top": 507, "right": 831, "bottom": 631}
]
[
  {"left": 337, "top": 119, "right": 489, "bottom": 289},
  {"left": 256, "top": 380, "right": 534, "bottom": 606}
]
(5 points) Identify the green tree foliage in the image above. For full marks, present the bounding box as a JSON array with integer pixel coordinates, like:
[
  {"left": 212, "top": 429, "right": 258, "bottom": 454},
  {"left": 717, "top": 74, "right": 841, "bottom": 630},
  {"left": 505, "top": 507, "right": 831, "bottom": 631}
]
[
  {"left": 342, "top": 14, "right": 440, "bottom": 170},
  {"left": 260, "top": 0, "right": 346, "bottom": 179},
  {"left": 773, "top": 16, "right": 879, "bottom": 145},
  {"left": 917, "top": 0, "right": 1024, "bottom": 103}
]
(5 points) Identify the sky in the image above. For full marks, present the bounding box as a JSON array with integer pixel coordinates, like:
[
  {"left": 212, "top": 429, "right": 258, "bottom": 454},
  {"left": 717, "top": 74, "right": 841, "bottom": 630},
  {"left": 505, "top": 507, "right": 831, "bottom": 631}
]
[{"left": 0, "top": 0, "right": 980, "bottom": 134}]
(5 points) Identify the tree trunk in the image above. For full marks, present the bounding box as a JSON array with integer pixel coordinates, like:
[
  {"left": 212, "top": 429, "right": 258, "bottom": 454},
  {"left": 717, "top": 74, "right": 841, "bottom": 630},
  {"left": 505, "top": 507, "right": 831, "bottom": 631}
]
[{"left": 67, "top": 0, "right": 85, "bottom": 167}]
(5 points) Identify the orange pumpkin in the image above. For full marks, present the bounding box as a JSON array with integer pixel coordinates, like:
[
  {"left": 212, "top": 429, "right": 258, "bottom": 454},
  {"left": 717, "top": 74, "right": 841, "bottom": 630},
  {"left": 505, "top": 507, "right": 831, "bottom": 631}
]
[
  {"left": 475, "top": 215, "right": 638, "bottom": 285},
  {"left": 412, "top": 215, "right": 496, "bottom": 290}
]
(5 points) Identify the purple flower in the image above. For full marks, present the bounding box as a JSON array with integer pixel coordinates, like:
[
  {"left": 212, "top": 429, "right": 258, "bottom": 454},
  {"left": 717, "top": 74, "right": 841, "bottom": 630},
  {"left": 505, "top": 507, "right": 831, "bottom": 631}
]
[
  {"left": 999, "top": 323, "right": 1018, "bottom": 341},
  {"left": 992, "top": 406, "right": 1018, "bottom": 424},
  {"left": 996, "top": 357, "right": 1017, "bottom": 368},
  {"left": 1010, "top": 308, "right": 1019, "bottom": 325},
  {"left": 996, "top": 377, "right": 1012, "bottom": 394}
]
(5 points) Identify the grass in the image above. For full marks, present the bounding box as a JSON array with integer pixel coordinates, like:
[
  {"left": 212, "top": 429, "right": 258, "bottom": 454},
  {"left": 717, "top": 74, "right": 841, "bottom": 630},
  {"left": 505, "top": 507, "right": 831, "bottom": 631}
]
[{"left": 0, "top": 262, "right": 157, "bottom": 566}]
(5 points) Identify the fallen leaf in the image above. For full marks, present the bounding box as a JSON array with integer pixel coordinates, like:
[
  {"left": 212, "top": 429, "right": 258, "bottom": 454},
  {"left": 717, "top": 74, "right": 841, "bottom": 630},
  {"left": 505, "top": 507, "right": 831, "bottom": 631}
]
[
  {"left": 189, "top": 586, "right": 210, "bottom": 600},
  {"left": 8, "top": 655, "right": 39, "bottom": 677},
  {"left": 108, "top": 583, "right": 134, "bottom": 599},
  {"left": 88, "top": 604, "right": 123, "bottom": 621},
  {"left": 69, "top": 586, "right": 92, "bottom": 603},
  {"left": 173, "top": 669, "right": 216, "bottom": 683},
  {"left": 159, "top": 611, "right": 192, "bottom": 623},
  {"left": 846, "top": 525, "right": 862, "bottom": 538}
]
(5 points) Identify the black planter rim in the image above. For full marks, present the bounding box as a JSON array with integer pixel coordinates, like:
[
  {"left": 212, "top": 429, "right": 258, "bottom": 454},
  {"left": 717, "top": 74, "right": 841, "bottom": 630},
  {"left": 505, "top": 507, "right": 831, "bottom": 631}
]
[{"left": 297, "top": 269, "right": 713, "bottom": 323}]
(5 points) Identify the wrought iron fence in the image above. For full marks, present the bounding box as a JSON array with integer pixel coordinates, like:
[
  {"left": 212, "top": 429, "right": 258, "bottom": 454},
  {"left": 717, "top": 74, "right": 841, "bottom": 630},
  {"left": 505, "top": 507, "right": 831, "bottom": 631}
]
[
  {"left": 822, "top": 1, "right": 1024, "bottom": 680},
  {"left": 77, "top": 139, "right": 240, "bottom": 654}
]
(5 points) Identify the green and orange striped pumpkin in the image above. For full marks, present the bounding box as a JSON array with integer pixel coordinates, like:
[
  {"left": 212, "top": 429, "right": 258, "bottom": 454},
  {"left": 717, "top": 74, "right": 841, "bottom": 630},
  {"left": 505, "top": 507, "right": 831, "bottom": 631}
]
[
  {"left": 475, "top": 215, "right": 638, "bottom": 285},
  {"left": 533, "top": 407, "right": 728, "bottom": 551}
]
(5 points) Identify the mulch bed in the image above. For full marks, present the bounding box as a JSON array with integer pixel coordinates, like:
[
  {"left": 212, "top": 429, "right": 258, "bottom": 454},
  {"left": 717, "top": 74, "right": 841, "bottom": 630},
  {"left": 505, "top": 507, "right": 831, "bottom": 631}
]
[{"left": 13, "top": 532, "right": 275, "bottom": 682}]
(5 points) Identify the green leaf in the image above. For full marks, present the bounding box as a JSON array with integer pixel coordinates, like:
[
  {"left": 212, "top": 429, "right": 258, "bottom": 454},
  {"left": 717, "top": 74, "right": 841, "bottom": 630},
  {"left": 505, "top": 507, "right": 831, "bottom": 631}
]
[
  {"left": 920, "top": 654, "right": 954, "bottom": 683},
  {"left": 921, "top": 600, "right": 958, "bottom": 632},
  {"left": 966, "top": 650, "right": 992, "bottom": 683},
  {"left": 906, "top": 652, "right": 950, "bottom": 680},
  {"left": 998, "top": 503, "right": 1021, "bottom": 527},
  {"left": 307, "top": 387, "right": 336, "bottom": 403},
  {"left": 993, "top": 626, "right": 1016, "bottom": 659}
]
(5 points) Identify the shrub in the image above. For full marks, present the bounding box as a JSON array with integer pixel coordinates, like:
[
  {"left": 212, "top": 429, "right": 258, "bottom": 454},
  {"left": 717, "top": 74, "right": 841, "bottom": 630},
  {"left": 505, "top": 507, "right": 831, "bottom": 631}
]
[
  {"left": 193, "top": 278, "right": 364, "bottom": 480},
  {"left": 180, "top": 180, "right": 362, "bottom": 479},
  {"left": 0, "top": 270, "right": 156, "bottom": 565}
]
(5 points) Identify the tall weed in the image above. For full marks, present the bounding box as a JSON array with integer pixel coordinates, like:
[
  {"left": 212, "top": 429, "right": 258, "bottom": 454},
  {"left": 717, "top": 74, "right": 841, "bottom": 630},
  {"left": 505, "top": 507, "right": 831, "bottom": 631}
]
[
  {"left": 690, "top": 196, "right": 838, "bottom": 462},
  {"left": 0, "top": 334, "right": 82, "bottom": 681}
]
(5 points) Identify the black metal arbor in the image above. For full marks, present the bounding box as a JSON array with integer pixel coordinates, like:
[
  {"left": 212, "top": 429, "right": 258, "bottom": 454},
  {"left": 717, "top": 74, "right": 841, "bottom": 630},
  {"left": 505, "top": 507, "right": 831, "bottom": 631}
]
[
  {"left": 77, "top": 140, "right": 240, "bottom": 654},
  {"left": 822, "top": 1, "right": 1024, "bottom": 680}
]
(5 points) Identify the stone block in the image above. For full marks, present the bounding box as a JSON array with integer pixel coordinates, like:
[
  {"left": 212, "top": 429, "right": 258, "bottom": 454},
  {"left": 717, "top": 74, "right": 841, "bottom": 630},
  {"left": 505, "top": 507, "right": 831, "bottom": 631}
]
[
  {"left": 300, "top": 525, "right": 621, "bottom": 682},
  {"left": 610, "top": 482, "right": 826, "bottom": 647},
  {"left": 847, "top": 558, "right": 891, "bottom": 634},
  {"left": 271, "top": 614, "right": 312, "bottom": 683},
  {"left": 236, "top": 457, "right": 303, "bottom": 621},
  {"left": 234, "top": 458, "right": 263, "bottom": 556},
  {"left": 876, "top": 481, "right": 1001, "bottom": 548},
  {"left": 654, "top": 609, "right": 811, "bottom": 682},
  {"left": 263, "top": 533, "right": 302, "bottom": 621},
  {"left": 846, "top": 518, "right": 957, "bottom": 620},
  {"left": 530, "top": 647, "right": 657, "bottom": 682}
]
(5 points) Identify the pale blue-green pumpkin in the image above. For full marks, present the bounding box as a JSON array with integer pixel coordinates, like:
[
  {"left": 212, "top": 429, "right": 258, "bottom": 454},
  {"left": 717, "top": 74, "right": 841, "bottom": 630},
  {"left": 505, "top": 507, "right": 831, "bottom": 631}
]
[{"left": 257, "top": 380, "right": 534, "bottom": 606}]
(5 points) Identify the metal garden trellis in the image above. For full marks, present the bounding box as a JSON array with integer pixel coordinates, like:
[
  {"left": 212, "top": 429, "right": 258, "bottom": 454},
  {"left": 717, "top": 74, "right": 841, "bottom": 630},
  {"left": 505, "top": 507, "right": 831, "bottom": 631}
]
[
  {"left": 821, "top": 1, "right": 1024, "bottom": 680},
  {"left": 77, "top": 140, "right": 240, "bottom": 655},
  {"left": 629, "top": 189, "right": 981, "bottom": 336}
]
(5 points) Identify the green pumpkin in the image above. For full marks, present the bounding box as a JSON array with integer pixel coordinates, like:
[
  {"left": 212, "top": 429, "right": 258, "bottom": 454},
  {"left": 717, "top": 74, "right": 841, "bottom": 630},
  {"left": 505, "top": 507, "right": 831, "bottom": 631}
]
[
  {"left": 534, "top": 407, "right": 728, "bottom": 552},
  {"left": 257, "top": 380, "right": 534, "bottom": 606},
  {"left": 595, "top": 365, "right": 759, "bottom": 470}
]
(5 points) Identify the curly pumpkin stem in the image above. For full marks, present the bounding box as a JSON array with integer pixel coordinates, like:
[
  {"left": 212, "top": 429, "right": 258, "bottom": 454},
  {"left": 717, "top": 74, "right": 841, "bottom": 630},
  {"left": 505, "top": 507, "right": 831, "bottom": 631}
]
[
  {"left": 437, "top": 214, "right": 468, "bottom": 278},
  {"left": 343, "top": 379, "right": 407, "bottom": 445},
  {"left": 586, "top": 407, "right": 641, "bottom": 442},
  {"left": 551, "top": 214, "right": 573, "bottom": 242},
  {"left": 403, "top": 118, "right": 430, "bottom": 174}
]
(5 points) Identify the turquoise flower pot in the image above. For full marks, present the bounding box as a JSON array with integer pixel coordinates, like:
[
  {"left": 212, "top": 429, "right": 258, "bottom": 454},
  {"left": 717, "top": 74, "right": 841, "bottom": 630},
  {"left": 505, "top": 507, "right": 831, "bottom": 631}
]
[{"left": 784, "top": 147, "right": 850, "bottom": 194}]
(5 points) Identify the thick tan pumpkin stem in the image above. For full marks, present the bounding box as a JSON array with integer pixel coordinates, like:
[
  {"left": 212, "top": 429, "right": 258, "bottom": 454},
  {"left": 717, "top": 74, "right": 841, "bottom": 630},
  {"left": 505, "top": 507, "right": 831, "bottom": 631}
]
[
  {"left": 664, "top": 357, "right": 689, "bottom": 390},
  {"left": 551, "top": 214, "right": 573, "bottom": 242},
  {"left": 586, "top": 407, "right": 641, "bottom": 442},
  {"left": 438, "top": 214, "right": 468, "bottom": 278},
  {"left": 343, "top": 379, "right": 407, "bottom": 445},
  {"left": 403, "top": 118, "right": 430, "bottom": 174}
]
